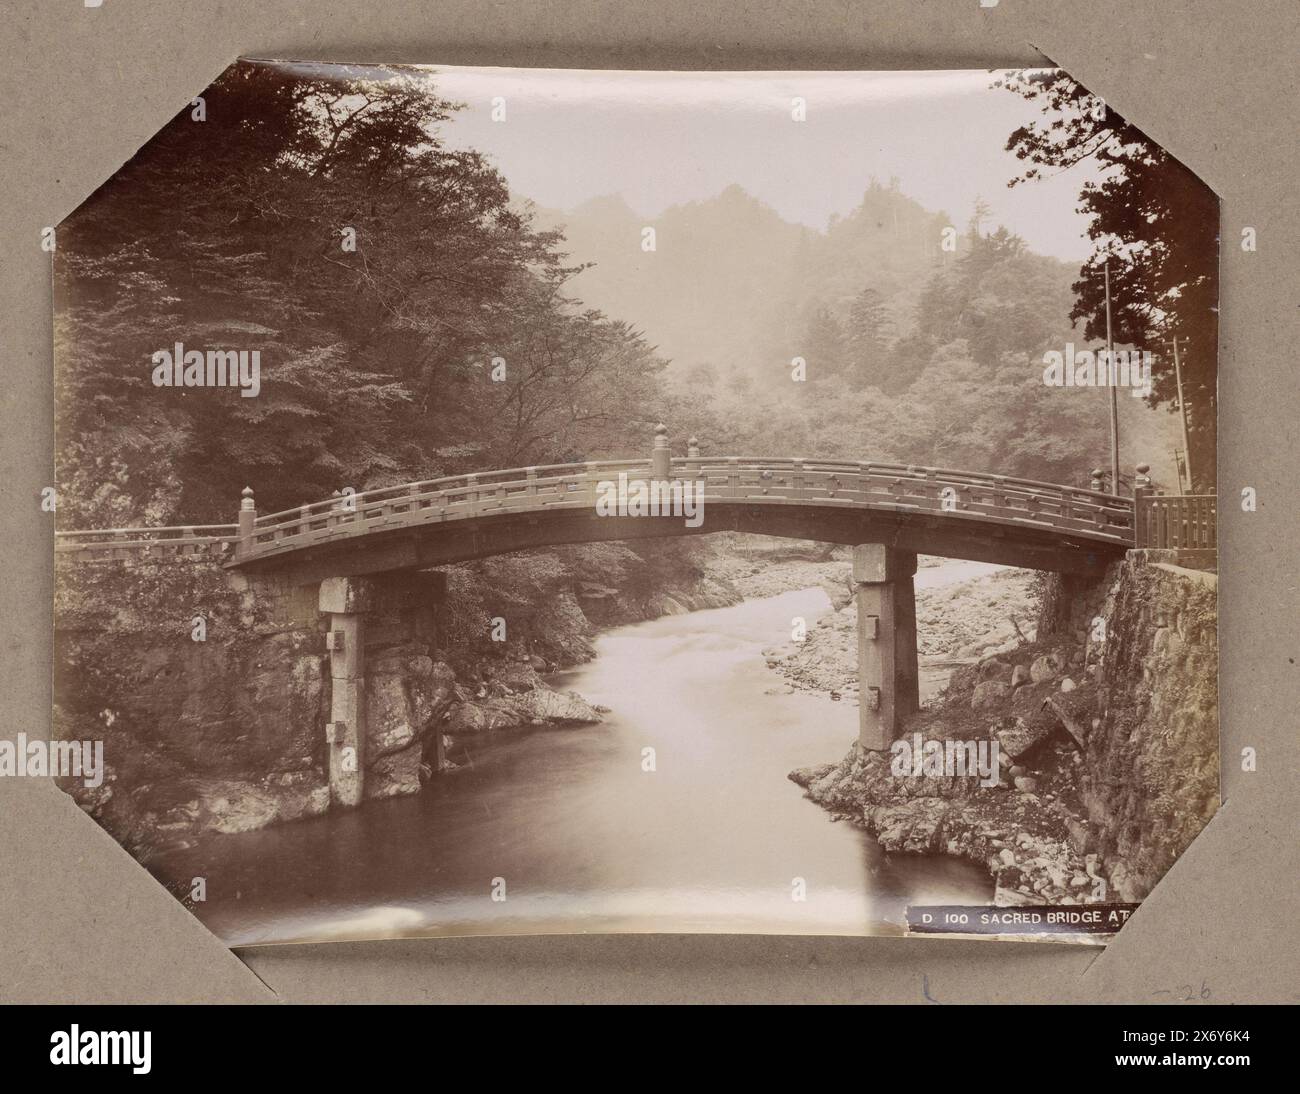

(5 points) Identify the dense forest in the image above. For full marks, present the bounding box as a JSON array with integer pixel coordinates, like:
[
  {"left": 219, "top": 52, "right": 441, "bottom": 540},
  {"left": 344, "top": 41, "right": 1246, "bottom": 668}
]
[
  {"left": 54, "top": 61, "right": 1208, "bottom": 533},
  {"left": 541, "top": 182, "right": 1178, "bottom": 488},
  {"left": 54, "top": 61, "right": 681, "bottom": 528}
]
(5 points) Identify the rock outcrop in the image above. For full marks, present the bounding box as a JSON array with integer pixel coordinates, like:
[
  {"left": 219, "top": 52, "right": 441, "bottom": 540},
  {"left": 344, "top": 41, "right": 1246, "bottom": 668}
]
[
  {"left": 53, "top": 536, "right": 738, "bottom": 858},
  {"left": 789, "top": 549, "right": 1219, "bottom": 911}
]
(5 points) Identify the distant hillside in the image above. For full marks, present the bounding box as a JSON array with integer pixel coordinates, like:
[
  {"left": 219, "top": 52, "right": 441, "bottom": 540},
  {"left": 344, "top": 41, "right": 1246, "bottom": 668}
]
[
  {"left": 533, "top": 180, "right": 998, "bottom": 383},
  {"left": 530, "top": 181, "right": 1180, "bottom": 490},
  {"left": 534, "top": 185, "right": 810, "bottom": 377}
]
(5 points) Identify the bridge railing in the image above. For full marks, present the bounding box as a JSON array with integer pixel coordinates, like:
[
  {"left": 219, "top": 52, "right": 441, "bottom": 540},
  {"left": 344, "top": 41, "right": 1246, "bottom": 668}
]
[
  {"left": 673, "top": 456, "right": 1135, "bottom": 543},
  {"left": 58, "top": 430, "right": 1197, "bottom": 565},
  {"left": 1133, "top": 492, "right": 1217, "bottom": 549},
  {"left": 54, "top": 524, "right": 239, "bottom": 560},
  {"left": 242, "top": 459, "right": 655, "bottom": 556}
]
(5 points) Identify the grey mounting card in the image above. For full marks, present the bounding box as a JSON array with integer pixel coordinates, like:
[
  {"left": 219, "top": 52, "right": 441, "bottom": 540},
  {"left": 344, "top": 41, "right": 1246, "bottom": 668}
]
[{"left": 49, "top": 60, "right": 1218, "bottom": 948}]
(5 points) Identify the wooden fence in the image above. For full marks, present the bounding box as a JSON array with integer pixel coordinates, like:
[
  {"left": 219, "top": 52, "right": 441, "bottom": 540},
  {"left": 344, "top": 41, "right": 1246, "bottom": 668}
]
[{"left": 1134, "top": 493, "right": 1217, "bottom": 549}]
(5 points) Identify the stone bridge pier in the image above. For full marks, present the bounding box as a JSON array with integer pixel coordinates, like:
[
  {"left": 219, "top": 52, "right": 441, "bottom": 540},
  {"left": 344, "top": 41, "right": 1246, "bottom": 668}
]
[
  {"left": 319, "top": 576, "right": 371, "bottom": 807},
  {"left": 853, "top": 544, "right": 919, "bottom": 751}
]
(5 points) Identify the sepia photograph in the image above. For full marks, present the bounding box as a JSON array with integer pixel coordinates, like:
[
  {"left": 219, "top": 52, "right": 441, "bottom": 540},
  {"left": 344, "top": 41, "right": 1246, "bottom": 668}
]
[{"left": 50, "top": 59, "right": 1220, "bottom": 947}]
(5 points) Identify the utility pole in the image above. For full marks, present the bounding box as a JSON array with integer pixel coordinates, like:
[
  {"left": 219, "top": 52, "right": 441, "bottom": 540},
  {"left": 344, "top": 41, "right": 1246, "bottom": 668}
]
[
  {"left": 1104, "top": 258, "right": 1120, "bottom": 494},
  {"left": 1171, "top": 334, "right": 1194, "bottom": 491}
]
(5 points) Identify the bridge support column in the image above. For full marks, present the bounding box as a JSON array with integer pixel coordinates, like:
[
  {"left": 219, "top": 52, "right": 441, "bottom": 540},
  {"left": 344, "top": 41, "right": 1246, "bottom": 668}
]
[
  {"left": 853, "top": 545, "right": 919, "bottom": 751},
  {"left": 319, "top": 576, "right": 374, "bottom": 808}
]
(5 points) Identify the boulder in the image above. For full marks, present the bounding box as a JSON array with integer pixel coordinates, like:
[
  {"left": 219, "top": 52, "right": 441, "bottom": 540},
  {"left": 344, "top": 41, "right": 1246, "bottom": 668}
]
[
  {"left": 1107, "top": 861, "right": 1145, "bottom": 902},
  {"left": 367, "top": 745, "right": 423, "bottom": 799},
  {"left": 1065, "top": 817, "right": 1096, "bottom": 854},
  {"left": 1029, "top": 651, "right": 1066, "bottom": 683},
  {"left": 977, "top": 657, "right": 1013, "bottom": 682},
  {"left": 868, "top": 800, "right": 950, "bottom": 853},
  {"left": 972, "top": 679, "right": 1012, "bottom": 710},
  {"left": 486, "top": 660, "right": 542, "bottom": 691},
  {"left": 443, "top": 702, "right": 516, "bottom": 735},
  {"left": 1010, "top": 664, "right": 1031, "bottom": 689},
  {"left": 512, "top": 687, "right": 602, "bottom": 724},
  {"left": 198, "top": 779, "right": 280, "bottom": 834},
  {"left": 993, "top": 714, "right": 1059, "bottom": 760},
  {"left": 993, "top": 886, "right": 1039, "bottom": 907},
  {"left": 366, "top": 674, "right": 420, "bottom": 756},
  {"left": 789, "top": 763, "right": 835, "bottom": 789},
  {"left": 1043, "top": 694, "right": 1090, "bottom": 749}
]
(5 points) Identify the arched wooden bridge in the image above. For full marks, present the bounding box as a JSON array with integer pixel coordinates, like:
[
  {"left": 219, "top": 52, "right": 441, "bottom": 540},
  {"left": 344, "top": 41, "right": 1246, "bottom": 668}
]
[
  {"left": 54, "top": 430, "right": 1215, "bottom": 582},
  {"left": 53, "top": 427, "right": 1215, "bottom": 778}
]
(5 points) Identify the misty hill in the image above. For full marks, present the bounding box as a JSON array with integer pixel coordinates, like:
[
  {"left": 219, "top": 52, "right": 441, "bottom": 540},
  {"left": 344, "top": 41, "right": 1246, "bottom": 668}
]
[
  {"left": 534, "top": 185, "right": 809, "bottom": 377},
  {"left": 532, "top": 181, "right": 1180, "bottom": 489},
  {"left": 533, "top": 179, "right": 965, "bottom": 383}
]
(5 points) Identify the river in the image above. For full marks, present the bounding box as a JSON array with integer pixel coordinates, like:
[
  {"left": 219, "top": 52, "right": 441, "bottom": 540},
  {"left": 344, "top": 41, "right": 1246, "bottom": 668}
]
[{"left": 152, "top": 561, "right": 998, "bottom": 946}]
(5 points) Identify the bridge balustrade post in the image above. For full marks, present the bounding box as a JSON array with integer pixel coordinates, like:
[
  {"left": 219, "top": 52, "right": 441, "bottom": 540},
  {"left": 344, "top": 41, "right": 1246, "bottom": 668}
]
[
  {"left": 991, "top": 474, "right": 1007, "bottom": 513},
  {"left": 922, "top": 468, "right": 937, "bottom": 507},
  {"left": 853, "top": 545, "right": 919, "bottom": 751},
  {"left": 237, "top": 487, "right": 255, "bottom": 558},
  {"left": 651, "top": 423, "right": 671, "bottom": 482},
  {"left": 1133, "top": 463, "right": 1152, "bottom": 547},
  {"left": 1090, "top": 468, "right": 1105, "bottom": 493}
]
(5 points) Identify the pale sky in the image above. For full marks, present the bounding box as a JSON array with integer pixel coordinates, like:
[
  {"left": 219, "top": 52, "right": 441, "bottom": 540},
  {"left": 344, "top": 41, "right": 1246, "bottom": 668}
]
[{"left": 418, "top": 66, "right": 1105, "bottom": 262}]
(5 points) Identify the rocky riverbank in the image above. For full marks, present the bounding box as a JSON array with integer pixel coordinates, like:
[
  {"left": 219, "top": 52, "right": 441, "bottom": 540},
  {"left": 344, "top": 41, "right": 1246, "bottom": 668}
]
[
  {"left": 757, "top": 559, "right": 1039, "bottom": 696},
  {"left": 779, "top": 558, "right": 1105, "bottom": 910},
  {"left": 789, "top": 652, "right": 1108, "bottom": 910},
  {"left": 54, "top": 538, "right": 745, "bottom": 859},
  {"left": 785, "top": 552, "right": 1220, "bottom": 921}
]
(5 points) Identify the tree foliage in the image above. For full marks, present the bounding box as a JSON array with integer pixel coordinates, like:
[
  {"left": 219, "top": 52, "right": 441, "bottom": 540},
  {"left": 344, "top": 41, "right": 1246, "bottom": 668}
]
[
  {"left": 996, "top": 70, "right": 1218, "bottom": 488},
  {"left": 55, "top": 60, "right": 667, "bottom": 526}
]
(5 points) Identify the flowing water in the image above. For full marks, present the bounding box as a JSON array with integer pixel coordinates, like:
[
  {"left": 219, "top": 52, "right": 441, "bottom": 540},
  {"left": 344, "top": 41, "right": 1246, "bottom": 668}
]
[{"left": 153, "top": 560, "right": 998, "bottom": 945}]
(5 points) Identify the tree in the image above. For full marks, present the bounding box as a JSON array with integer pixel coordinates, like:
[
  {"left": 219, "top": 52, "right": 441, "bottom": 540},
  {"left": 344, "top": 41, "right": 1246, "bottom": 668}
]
[
  {"left": 54, "top": 60, "right": 670, "bottom": 524},
  {"left": 914, "top": 227, "right": 1057, "bottom": 368},
  {"left": 997, "top": 70, "right": 1218, "bottom": 489},
  {"left": 802, "top": 305, "right": 847, "bottom": 379},
  {"left": 844, "top": 287, "right": 891, "bottom": 388}
]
